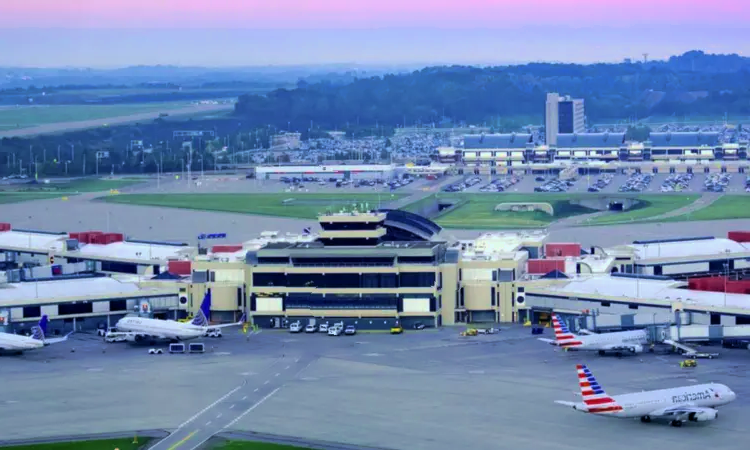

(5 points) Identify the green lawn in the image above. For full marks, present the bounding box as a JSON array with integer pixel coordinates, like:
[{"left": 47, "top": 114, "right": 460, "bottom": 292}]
[
  {"left": 410, "top": 193, "right": 702, "bottom": 229},
  {"left": 0, "top": 192, "right": 62, "bottom": 203},
  {"left": 0, "top": 438, "right": 151, "bottom": 450},
  {"left": 0, "top": 103, "right": 204, "bottom": 130},
  {"left": 1, "top": 178, "right": 142, "bottom": 193},
  {"left": 212, "top": 441, "right": 312, "bottom": 450},
  {"left": 658, "top": 195, "right": 750, "bottom": 222},
  {"left": 433, "top": 193, "right": 595, "bottom": 229},
  {"left": 583, "top": 195, "right": 700, "bottom": 225},
  {"left": 97, "top": 193, "right": 404, "bottom": 219}
]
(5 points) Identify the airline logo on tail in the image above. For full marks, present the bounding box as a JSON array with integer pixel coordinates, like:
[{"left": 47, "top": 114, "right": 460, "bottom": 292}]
[
  {"left": 577, "top": 364, "right": 623, "bottom": 414},
  {"left": 31, "top": 315, "right": 49, "bottom": 341},
  {"left": 552, "top": 314, "right": 583, "bottom": 347},
  {"left": 191, "top": 291, "right": 212, "bottom": 327}
]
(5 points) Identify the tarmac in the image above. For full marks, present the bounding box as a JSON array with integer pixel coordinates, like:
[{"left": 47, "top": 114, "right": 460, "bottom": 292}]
[{"left": 1, "top": 327, "right": 749, "bottom": 450}]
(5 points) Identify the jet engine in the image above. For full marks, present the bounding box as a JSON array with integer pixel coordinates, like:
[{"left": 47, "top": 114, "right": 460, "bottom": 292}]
[
  {"left": 629, "top": 345, "right": 644, "bottom": 354},
  {"left": 688, "top": 410, "right": 718, "bottom": 422}
]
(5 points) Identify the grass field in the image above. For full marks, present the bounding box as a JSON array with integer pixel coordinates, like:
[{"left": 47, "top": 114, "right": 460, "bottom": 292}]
[
  {"left": 97, "top": 193, "right": 404, "bottom": 219},
  {"left": 658, "top": 195, "right": 750, "bottom": 222},
  {"left": 0, "top": 103, "right": 209, "bottom": 130},
  {"left": 416, "top": 193, "right": 701, "bottom": 229},
  {"left": 0, "top": 192, "right": 62, "bottom": 203},
  {"left": 1, "top": 178, "right": 142, "bottom": 193},
  {"left": 212, "top": 441, "right": 312, "bottom": 450},
  {"left": 433, "top": 193, "right": 595, "bottom": 229},
  {"left": 583, "top": 195, "right": 699, "bottom": 225},
  {"left": 0, "top": 438, "right": 151, "bottom": 450}
]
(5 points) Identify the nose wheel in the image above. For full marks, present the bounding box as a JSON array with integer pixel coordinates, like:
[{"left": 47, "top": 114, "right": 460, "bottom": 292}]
[
  {"left": 670, "top": 420, "right": 683, "bottom": 427},
  {"left": 640, "top": 416, "right": 651, "bottom": 423}
]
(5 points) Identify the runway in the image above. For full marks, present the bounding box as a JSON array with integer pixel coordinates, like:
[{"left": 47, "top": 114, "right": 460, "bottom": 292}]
[{"left": 1, "top": 327, "right": 749, "bottom": 450}]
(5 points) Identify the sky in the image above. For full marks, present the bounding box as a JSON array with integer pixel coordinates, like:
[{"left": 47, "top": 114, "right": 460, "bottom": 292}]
[{"left": 1, "top": 0, "right": 749, "bottom": 67}]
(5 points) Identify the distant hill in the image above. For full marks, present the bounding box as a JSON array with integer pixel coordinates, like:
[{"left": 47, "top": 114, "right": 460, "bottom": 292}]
[{"left": 234, "top": 50, "right": 750, "bottom": 130}]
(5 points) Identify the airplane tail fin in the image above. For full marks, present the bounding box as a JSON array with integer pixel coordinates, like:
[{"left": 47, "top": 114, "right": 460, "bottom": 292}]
[
  {"left": 191, "top": 290, "right": 211, "bottom": 326},
  {"left": 552, "top": 313, "right": 582, "bottom": 347},
  {"left": 576, "top": 364, "right": 622, "bottom": 414},
  {"left": 31, "top": 315, "right": 48, "bottom": 341}
]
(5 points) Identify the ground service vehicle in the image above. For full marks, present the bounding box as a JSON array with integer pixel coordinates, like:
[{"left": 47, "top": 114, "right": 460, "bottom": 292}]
[
  {"left": 344, "top": 325, "right": 357, "bottom": 335},
  {"left": 391, "top": 325, "right": 404, "bottom": 334},
  {"left": 680, "top": 359, "right": 697, "bottom": 368},
  {"left": 289, "top": 322, "right": 303, "bottom": 333}
]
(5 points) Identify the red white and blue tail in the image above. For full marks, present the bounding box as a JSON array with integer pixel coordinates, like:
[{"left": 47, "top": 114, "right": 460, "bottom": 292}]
[
  {"left": 552, "top": 313, "right": 582, "bottom": 347},
  {"left": 577, "top": 364, "right": 623, "bottom": 414}
]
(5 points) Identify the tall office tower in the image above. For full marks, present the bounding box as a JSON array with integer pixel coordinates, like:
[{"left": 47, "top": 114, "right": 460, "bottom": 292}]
[{"left": 545, "top": 93, "right": 586, "bottom": 146}]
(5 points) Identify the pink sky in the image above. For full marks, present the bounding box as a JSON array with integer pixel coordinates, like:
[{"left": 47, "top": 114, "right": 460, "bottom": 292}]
[{"left": 3, "top": 0, "right": 749, "bottom": 28}]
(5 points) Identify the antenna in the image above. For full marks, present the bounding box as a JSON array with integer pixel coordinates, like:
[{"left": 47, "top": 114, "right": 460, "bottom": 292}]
[{"left": 642, "top": 53, "right": 649, "bottom": 63}]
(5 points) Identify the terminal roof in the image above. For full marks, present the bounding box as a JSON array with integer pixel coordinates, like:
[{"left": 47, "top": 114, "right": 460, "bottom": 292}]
[
  {"left": 541, "top": 275, "right": 750, "bottom": 310},
  {"left": 0, "top": 277, "right": 170, "bottom": 306},
  {"left": 72, "top": 241, "right": 193, "bottom": 262},
  {"left": 620, "top": 237, "right": 749, "bottom": 261},
  {"left": 649, "top": 132, "right": 720, "bottom": 147},
  {"left": 556, "top": 133, "right": 626, "bottom": 148},
  {"left": 0, "top": 230, "right": 67, "bottom": 252},
  {"left": 463, "top": 134, "right": 534, "bottom": 149}
]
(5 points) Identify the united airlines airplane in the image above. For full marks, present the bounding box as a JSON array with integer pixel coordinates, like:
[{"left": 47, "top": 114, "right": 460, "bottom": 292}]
[
  {"left": 0, "top": 315, "right": 71, "bottom": 354},
  {"left": 115, "top": 291, "right": 245, "bottom": 342},
  {"left": 539, "top": 313, "right": 649, "bottom": 356},
  {"left": 555, "top": 364, "right": 736, "bottom": 427}
]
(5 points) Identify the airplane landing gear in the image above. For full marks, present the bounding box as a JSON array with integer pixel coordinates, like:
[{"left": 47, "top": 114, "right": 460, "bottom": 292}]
[
  {"left": 598, "top": 350, "right": 605, "bottom": 356},
  {"left": 640, "top": 416, "right": 651, "bottom": 423},
  {"left": 670, "top": 420, "right": 683, "bottom": 427}
]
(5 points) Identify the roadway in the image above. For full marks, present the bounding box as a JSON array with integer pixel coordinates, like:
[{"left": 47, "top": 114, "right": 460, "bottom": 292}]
[{"left": 0, "top": 103, "right": 233, "bottom": 139}]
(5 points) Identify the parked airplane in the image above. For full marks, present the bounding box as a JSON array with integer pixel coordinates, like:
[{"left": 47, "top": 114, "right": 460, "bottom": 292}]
[
  {"left": 538, "top": 313, "right": 649, "bottom": 356},
  {"left": 0, "top": 315, "right": 71, "bottom": 354},
  {"left": 115, "top": 291, "right": 245, "bottom": 342},
  {"left": 555, "top": 364, "right": 736, "bottom": 427}
]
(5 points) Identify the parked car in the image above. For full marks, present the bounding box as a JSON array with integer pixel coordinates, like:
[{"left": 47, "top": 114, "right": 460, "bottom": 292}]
[
  {"left": 305, "top": 324, "right": 317, "bottom": 333},
  {"left": 413, "top": 322, "right": 426, "bottom": 330},
  {"left": 289, "top": 322, "right": 303, "bottom": 333},
  {"left": 328, "top": 326, "right": 343, "bottom": 336},
  {"left": 319, "top": 323, "right": 329, "bottom": 333},
  {"left": 344, "top": 325, "right": 357, "bottom": 335}
]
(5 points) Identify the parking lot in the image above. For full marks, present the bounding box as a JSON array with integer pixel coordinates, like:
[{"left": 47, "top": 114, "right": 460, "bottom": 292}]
[{"left": 3, "top": 326, "right": 750, "bottom": 450}]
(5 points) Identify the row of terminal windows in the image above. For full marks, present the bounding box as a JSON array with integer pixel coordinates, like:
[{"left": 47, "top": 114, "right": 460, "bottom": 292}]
[
  {"left": 253, "top": 294, "right": 437, "bottom": 312},
  {"left": 21, "top": 299, "right": 130, "bottom": 318},
  {"left": 255, "top": 256, "right": 437, "bottom": 266},
  {"left": 253, "top": 272, "right": 436, "bottom": 288}
]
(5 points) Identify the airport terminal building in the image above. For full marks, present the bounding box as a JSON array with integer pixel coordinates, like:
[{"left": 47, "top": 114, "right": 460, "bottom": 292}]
[
  {"left": 3, "top": 217, "right": 750, "bottom": 338},
  {"left": 447, "top": 131, "right": 749, "bottom": 175}
]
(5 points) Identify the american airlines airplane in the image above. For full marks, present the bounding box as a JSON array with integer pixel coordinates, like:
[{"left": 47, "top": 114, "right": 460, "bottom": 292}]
[
  {"left": 538, "top": 313, "right": 649, "bottom": 356},
  {"left": 0, "top": 315, "right": 71, "bottom": 354},
  {"left": 115, "top": 291, "right": 245, "bottom": 342},
  {"left": 555, "top": 364, "right": 736, "bottom": 427}
]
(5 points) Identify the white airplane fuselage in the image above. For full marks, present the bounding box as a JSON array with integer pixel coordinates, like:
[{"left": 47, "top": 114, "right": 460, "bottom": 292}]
[
  {"left": 569, "top": 329, "right": 649, "bottom": 352},
  {"left": 0, "top": 333, "right": 45, "bottom": 352},
  {"left": 115, "top": 316, "right": 206, "bottom": 341},
  {"left": 573, "top": 383, "right": 736, "bottom": 419}
]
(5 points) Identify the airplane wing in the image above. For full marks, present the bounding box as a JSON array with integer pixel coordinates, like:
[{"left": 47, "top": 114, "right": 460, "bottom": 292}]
[
  {"left": 537, "top": 338, "right": 558, "bottom": 344},
  {"left": 554, "top": 400, "right": 578, "bottom": 407},
  {"left": 44, "top": 331, "right": 74, "bottom": 345},
  {"left": 210, "top": 314, "right": 247, "bottom": 329}
]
